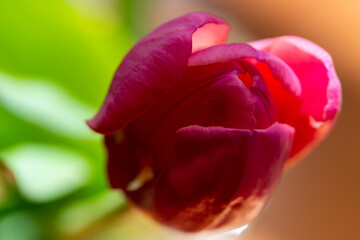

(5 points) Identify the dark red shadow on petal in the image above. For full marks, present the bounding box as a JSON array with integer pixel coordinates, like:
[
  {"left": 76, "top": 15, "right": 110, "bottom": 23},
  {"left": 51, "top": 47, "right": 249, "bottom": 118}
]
[
  {"left": 124, "top": 65, "right": 257, "bottom": 175},
  {"left": 126, "top": 123, "right": 295, "bottom": 232},
  {"left": 106, "top": 132, "right": 145, "bottom": 189},
  {"left": 238, "top": 72, "right": 253, "bottom": 88}
]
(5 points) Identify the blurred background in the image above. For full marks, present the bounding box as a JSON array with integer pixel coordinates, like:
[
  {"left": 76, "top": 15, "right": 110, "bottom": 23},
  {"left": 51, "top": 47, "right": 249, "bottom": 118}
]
[{"left": 0, "top": 0, "right": 359, "bottom": 239}]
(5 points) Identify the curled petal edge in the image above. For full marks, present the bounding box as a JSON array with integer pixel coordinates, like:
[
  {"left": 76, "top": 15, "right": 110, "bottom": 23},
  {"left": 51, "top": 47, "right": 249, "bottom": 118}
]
[
  {"left": 188, "top": 43, "right": 302, "bottom": 98},
  {"left": 249, "top": 35, "right": 342, "bottom": 122},
  {"left": 87, "top": 12, "right": 230, "bottom": 134}
]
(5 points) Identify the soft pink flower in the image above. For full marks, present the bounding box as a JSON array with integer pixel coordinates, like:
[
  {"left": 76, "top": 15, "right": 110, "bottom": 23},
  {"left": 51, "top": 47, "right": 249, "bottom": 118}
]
[{"left": 87, "top": 12, "right": 341, "bottom": 232}]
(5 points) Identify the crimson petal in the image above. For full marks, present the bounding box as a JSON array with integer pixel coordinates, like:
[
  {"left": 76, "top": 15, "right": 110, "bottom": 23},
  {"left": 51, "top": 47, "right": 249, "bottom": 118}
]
[
  {"left": 149, "top": 122, "right": 294, "bottom": 232},
  {"left": 111, "top": 69, "right": 257, "bottom": 186}
]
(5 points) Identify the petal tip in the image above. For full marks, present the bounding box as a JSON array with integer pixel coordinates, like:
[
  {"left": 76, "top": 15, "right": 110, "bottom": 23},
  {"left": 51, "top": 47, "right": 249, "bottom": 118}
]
[{"left": 86, "top": 115, "right": 122, "bottom": 135}]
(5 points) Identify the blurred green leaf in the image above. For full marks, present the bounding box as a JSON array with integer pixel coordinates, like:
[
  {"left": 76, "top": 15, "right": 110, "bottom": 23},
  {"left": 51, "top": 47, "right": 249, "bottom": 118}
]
[
  {"left": 0, "top": 73, "right": 98, "bottom": 141},
  {"left": 1, "top": 144, "right": 91, "bottom": 203},
  {"left": 0, "top": 0, "right": 138, "bottom": 238},
  {"left": 0, "top": 212, "right": 40, "bottom": 240},
  {"left": 57, "top": 190, "right": 125, "bottom": 237},
  {"left": 0, "top": 0, "right": 132, "bottom": 106}
]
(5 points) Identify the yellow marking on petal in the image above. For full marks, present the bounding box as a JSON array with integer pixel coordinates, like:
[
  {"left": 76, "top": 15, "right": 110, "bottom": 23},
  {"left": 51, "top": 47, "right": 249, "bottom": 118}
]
[{"left": 126, "top": 166, "right": 154, "bottom": 191}]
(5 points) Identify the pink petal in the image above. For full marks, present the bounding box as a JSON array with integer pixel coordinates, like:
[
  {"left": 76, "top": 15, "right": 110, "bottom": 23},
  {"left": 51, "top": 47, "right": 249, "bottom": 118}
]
[
  {"left": 87, "top": 12, "right": 230, "bottom": 134},
  {"left": 188, "top": 43, "right": 302, "bottom": 97},
  {"left": 249, "top": 36, "right": 342, "bottom": 166},
  {"left": 128, "top": 122, "right": 294, "bottom": 232},
  {"left": 192, "top": 23, "right": 230, "bottom": 53},
  {"left": 251, "top": 36, "right": 341, "bottom": 121}
]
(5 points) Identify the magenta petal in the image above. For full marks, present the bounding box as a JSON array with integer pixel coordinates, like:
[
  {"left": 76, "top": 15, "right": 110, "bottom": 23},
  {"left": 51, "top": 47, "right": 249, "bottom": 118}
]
[
  {"left": 151, "top": 122, "right": 294, "bottom": 231},
  {"left": 87, "top": 12, "right": 230, "bottom": 134}
]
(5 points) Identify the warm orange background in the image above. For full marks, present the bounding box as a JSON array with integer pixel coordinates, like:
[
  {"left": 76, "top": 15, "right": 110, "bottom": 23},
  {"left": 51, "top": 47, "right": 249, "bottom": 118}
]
[{"left": 134, "top": 0, "right": 360, "bottom": 239}]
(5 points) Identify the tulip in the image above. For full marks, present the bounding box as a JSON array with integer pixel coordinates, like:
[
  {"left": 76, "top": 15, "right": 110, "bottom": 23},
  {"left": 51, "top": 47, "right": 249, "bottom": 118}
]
[{"left": 87, "top": 12, "right": 341, "bottom": 232}]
